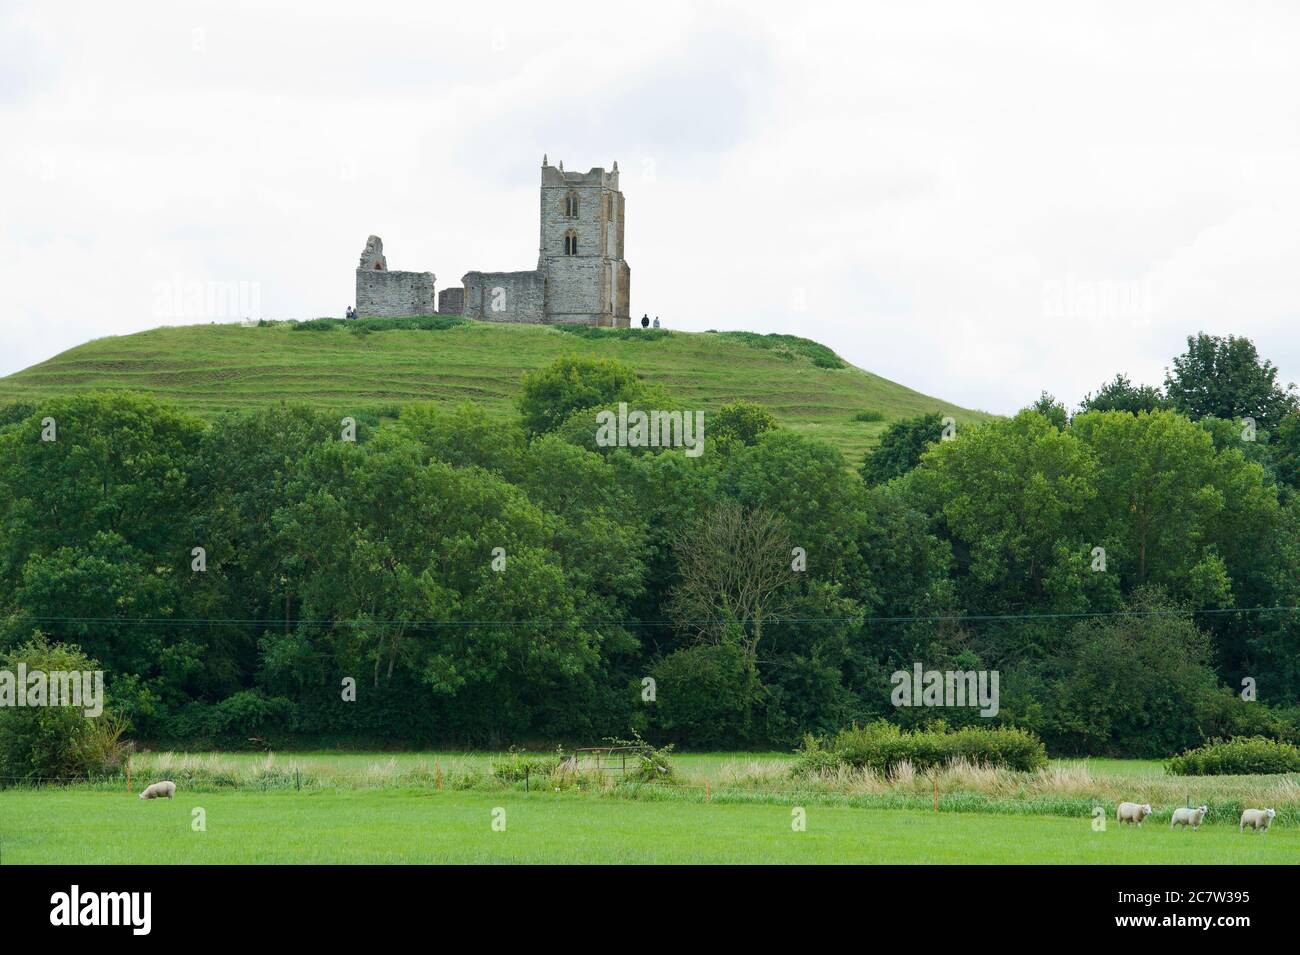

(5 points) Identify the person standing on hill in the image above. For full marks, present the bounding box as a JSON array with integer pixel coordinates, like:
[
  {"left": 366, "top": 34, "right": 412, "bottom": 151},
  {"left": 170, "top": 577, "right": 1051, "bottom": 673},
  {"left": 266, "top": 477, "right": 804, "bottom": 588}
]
[{"left": 641, "top": 314, "right": 649, "bottom": 328}]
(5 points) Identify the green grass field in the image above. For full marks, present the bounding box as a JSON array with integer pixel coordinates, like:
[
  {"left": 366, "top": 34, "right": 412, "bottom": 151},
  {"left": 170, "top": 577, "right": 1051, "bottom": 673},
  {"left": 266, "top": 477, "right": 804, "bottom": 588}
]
[
  {"left": 0, "top": 322, "right": 990, "bottom": 461},
  {"left": 2, "top": 752, "right": 1293, "bottom": 863},
  {"left": 2, "top": 788, "right": 1291, "bottom": 864}
]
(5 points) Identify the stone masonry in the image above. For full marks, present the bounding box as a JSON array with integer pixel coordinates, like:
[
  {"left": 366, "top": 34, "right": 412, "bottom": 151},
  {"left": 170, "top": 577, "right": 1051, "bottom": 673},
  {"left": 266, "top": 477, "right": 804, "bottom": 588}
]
[
  {"left": 354, "top": 158, "right": 630, "bottom": 327},
  {"left": 437, "top": 287, "right": 464, "bottom": 315},
  {"left": 354, "top": 235, "right": 437, "bottom": 318}
]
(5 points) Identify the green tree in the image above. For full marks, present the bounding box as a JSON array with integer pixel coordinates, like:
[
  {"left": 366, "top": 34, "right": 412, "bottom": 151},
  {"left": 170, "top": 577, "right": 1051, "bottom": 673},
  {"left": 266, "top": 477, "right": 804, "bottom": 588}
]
[
  {"left": 1271, "top": 413, "right": 1300, "bottom": 492},
  {"left": 1027, "top": 392, "right": 1068, "bottom": 430},
  {"left": 517, "top": 355, "right": 645, "bottom": 437},
  {"left": 391, "top": 402, "right": 524, "bottom": 478},
  {"left": 905, "top": 411, "right": 1100, "bottom": 614},
  {"left": 1070, "top": 410, "right": 1270, "bottom": 609},
  {"left": 1164, "top": 333, "right": 1297, "bottom": 430},
  {"left": 710, "top": 400, "right": 778, "bottom": 446},
  {"left": 1040, "top": 591, "right": 1220, "bottom": 756},
  {"left": 0, "top": 392, "right": 204, "bottom": 591},
  {"left": 647, "top": 642, "right": 762, "bottom": 747},
  {"left": 859, "top": 412, "right": 945, "bottom": 485},
  {"left": 1078, "top": 373, "right": 1168, "bottom": 415},
  {"left": 272, "top": 437, "right": 604, "bottom": 742}
]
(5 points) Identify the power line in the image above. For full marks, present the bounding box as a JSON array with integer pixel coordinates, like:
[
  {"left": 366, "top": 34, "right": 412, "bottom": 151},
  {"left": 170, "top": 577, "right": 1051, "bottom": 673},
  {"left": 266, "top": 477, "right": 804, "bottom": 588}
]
[{"left": 7, "top": 604, "right": 1300, "bottom": 630}]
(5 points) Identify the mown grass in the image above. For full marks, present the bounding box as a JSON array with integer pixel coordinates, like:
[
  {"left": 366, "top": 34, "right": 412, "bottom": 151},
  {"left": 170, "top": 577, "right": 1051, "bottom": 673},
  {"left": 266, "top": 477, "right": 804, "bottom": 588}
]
[
  {"left": 0, "top": 322, "right": 991, "bottom": 462},
  {"left": 1, "top": 788, "right": 1293, "bottom": 864}
]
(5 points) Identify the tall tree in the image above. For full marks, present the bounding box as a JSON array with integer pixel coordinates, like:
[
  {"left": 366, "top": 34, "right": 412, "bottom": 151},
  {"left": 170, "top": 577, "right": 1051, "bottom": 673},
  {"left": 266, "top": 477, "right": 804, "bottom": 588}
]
[
  {"left": 669, "top": 501, "right": 796, "bottom": 663},
  {"left": 1165, "top": 333, "right": 1297, "bottom": 430}
]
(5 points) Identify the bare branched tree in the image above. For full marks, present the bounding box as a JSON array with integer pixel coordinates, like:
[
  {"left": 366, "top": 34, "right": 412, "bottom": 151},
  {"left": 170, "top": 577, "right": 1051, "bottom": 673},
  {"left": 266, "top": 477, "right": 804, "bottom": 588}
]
[{"left": 669, "top": 502, "right": 796, "bottom": 662}]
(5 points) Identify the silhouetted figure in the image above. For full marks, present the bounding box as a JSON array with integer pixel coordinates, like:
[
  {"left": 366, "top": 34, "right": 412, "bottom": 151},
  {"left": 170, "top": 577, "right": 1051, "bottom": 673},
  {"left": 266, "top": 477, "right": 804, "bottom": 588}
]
[{"left": 641, "top": 313, "right": 649, "bottom": 328}]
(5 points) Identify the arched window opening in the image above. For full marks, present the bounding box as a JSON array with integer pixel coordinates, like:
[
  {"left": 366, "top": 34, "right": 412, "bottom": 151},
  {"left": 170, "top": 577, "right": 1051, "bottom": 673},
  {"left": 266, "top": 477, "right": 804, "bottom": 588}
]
[
  {"left": 564, "top": 191, "right": 579, "bottom": 218},
  {"left": 564, "top": 230, "right": 578, "bottom": 255}
]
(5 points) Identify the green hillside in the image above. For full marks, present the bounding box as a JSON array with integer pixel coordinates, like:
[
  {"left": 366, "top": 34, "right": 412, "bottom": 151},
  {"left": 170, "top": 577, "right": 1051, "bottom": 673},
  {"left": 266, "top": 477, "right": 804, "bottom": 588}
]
[{"left": 0, "top": 320, "right": 989, "bottom": 461}]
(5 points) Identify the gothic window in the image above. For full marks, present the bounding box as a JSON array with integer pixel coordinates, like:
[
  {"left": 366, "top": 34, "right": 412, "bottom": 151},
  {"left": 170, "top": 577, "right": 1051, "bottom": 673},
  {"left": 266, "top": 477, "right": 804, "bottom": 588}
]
[
  {"left": 564, "top": 230, "right": 578, "bottom": 255},
  {"left": 564, "top": 191, "right": 579, "bottom": 218}
]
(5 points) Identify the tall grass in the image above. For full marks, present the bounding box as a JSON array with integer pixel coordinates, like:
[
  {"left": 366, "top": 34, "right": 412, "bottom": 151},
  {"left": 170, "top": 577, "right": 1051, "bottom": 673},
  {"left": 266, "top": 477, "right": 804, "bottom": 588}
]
[{"left": 114, "top": 750, "right": 1300, "bottom": 827}]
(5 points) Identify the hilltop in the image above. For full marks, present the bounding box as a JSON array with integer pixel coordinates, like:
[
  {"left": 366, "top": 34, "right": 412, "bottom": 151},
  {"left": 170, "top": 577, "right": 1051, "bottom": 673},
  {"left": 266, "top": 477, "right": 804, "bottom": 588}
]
[{"left": 0, "top": 319, "right": 989, "bottom": 461}]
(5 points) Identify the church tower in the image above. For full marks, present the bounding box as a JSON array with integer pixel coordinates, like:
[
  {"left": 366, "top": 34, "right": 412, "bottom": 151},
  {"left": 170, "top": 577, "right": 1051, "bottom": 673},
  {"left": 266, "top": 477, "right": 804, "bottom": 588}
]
[{"left": 538, "top": 157, "right": 630, "bottom": 327}]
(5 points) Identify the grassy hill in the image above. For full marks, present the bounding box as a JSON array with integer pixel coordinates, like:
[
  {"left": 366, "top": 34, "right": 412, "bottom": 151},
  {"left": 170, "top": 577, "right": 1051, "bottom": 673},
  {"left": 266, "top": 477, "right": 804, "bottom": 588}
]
[{"left": 0, "top": 319, "right": 990, "bottom": 461}]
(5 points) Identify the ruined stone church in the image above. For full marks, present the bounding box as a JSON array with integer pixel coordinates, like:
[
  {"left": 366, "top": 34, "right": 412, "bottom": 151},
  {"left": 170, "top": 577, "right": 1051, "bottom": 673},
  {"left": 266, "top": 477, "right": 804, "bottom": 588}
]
[{"left": 355, "top": 157, "right": 630, "bottom": 328}]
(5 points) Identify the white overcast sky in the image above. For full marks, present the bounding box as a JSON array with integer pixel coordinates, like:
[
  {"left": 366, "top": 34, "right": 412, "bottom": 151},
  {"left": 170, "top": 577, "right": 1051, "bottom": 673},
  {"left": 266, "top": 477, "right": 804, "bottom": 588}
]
[{"left": 2, "top": 0, "right": 1298, "bottom": 414}]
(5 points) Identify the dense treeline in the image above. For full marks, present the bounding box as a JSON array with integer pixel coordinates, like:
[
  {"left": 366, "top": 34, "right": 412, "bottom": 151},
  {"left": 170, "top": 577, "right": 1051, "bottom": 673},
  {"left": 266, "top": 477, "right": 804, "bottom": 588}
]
[{"left": 3, "top": 332, "right": 1300, "bottom": 755}]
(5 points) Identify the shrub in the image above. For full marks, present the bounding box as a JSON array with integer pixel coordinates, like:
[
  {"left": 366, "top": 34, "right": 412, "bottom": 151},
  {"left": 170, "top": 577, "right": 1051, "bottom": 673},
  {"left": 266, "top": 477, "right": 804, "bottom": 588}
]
[
  {"left": 1194, "top": 692, "right": 1300, "bottom": 745},
  {"left": 711, "top": 401, "right": 779, "bottom": 446},
  {"left": 165, "top": 691, "right": 296, "bottom": 746},
  {"left": 555, "top": 326, "right": 673, "bottom": 342},
  {"left": 1167, "top": 736, "right": 1300, "bottom": 776},
  {"left": 792, "top": 720, "right": 1048, "bottom": 776},
  {"left": 712, "top": 331, "right": 846, "bottom": 369},
  {"left": 491, "top": 747, "right": 561, "bottom": 782},
  {"left": 1036, "top": 594, "right": 1221, "bottom": 757},
  {"left": 0, "top": 636, "right": 130, "bottom": 784},
  {"left": 646, "top": 643, "right": 762, "bottom": 748},
  {"left": 290, "top": 315, "right": 468, "bottom": 334},
  {"left": 206, "top": 690, "right": 296, "bottom": 740},
  {"left": 859, "top": 412, "right": 946, "bottom": 484},
  {"left": 605, "top": 732, "right": 676, "bottom": 784},
  {"left": 852, "top": 410, "right": 885, "bottom": 423}
]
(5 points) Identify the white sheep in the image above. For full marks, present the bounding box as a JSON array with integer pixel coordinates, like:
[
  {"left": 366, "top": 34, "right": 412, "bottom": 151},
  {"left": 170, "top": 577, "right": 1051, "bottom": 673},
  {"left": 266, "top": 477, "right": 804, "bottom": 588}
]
[
  {"left": 1116, "top": 801, "right": 1152, "bottom": 826},
  {"left": 138, "top": 780, "right": 176, "bottom": 800},
  {"left": 1240, "top": 808, "right": 1276, "bottom": 833},
  {"left": 1170, "top": 805, "right": 1208, "bottom": 830}
]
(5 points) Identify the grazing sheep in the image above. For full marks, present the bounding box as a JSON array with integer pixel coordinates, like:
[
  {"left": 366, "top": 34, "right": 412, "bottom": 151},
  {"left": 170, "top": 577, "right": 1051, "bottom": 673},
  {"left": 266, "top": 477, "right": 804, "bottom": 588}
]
[
  {"left": 1240, "top": 808, "right": 1276, "bottom": 833},
  {"left": 1170, "top": 805, "right": 1208, "bottom": 830},
  {"left": 138, "top": 780, "right": 176, "bottom": 800},
  {"left": 1116, "top": 802, "right": 1153, "bottom": 826}
]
